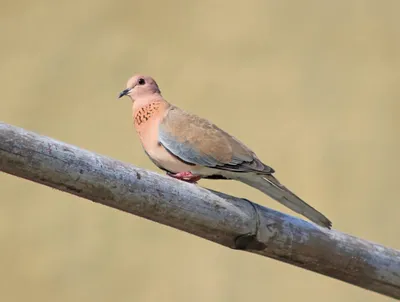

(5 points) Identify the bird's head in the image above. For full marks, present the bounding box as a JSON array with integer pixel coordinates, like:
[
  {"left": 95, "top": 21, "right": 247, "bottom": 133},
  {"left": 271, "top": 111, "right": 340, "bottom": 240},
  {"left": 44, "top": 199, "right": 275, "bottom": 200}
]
[{"left": 118, "top": 74, "right": 161, "bottom": 101}]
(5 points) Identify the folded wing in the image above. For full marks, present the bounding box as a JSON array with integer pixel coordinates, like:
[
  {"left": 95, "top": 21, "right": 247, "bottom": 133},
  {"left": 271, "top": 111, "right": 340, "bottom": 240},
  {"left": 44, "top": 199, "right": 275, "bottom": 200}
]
[{"left": 158, "top": 106, "right": 274, "bottom": 174}]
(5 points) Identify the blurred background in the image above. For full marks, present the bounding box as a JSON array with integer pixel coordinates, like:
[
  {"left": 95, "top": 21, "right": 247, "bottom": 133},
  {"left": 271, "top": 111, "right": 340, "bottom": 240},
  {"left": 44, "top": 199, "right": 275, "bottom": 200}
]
[{"left": 1, "top": 0, "right": 399, "bottom": 301}]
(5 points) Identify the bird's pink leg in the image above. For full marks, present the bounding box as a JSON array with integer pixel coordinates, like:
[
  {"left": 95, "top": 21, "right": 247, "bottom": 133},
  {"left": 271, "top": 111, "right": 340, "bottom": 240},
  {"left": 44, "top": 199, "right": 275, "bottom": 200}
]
[{"left": 167, "top": 171, "right": 202, "bottom": 183}]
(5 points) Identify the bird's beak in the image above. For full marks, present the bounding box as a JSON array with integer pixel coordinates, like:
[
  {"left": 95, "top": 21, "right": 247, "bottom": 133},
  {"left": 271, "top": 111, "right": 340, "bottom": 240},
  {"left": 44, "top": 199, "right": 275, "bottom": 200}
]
[{"left": 118, "top": 88, "right": 131, "bottom": 99}]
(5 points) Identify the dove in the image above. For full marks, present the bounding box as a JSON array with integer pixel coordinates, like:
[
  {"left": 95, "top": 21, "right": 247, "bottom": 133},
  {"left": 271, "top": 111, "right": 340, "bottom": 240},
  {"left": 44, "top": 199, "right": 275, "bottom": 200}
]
[{"left": 118, "top": 74, "right": 332, "bottom": 228}]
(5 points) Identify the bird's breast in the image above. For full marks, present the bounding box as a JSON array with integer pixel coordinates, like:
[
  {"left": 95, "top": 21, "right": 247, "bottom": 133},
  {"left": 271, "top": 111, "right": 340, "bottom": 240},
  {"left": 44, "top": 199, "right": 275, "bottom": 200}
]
[
  {"left": 133, "top": 102, "right": 164, "bottom": 150},
  {"left": 133, "top": 102, "right": 192, "bottom": 173}
]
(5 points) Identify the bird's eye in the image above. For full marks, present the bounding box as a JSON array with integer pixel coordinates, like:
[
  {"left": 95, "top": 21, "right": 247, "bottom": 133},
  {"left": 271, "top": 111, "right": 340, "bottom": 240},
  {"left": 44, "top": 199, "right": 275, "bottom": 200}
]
[{"left": 138, "top": 78, "right": 145, "bottom": 85}]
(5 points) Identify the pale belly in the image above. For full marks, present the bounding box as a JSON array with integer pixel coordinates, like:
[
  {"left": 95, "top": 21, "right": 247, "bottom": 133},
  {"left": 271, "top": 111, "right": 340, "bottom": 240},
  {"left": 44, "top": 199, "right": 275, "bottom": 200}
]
[
  {"left": 146, "top": 141, "right": 194, "bottom": 173},
  {"left": 137, "top": 122, "right": 194, "bottom": 174}
]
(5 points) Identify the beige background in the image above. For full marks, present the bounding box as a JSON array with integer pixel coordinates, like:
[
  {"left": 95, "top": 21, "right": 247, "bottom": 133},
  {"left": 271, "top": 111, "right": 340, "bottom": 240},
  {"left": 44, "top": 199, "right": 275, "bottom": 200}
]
[{"left": 1, "top": 1, "right": 399, "bottom": 301}]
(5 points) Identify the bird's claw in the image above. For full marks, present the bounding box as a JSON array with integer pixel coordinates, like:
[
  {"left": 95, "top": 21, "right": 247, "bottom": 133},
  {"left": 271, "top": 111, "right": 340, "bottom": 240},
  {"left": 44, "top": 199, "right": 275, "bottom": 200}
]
[{"left": 167, "top": 171, "right": 202, "bottom": 183}]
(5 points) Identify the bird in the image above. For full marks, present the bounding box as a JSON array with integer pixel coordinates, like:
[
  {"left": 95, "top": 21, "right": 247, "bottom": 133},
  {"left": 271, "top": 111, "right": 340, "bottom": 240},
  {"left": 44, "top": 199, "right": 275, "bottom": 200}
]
[{"left": 118, "top": 74, "right": 332, "bottom": 229}]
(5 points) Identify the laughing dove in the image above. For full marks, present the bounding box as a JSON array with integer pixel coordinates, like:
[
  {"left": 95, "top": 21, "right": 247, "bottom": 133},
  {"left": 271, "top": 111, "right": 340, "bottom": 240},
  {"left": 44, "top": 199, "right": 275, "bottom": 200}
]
[{"left": 118, "top": 74, "right": 332, "bottom": 228}]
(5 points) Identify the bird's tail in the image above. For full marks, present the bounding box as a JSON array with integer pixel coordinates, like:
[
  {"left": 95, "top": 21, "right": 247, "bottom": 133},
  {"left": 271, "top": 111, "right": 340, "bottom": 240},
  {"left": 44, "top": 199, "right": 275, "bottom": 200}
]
[{"left": 237, "top": 173, "right": 332, "bottom": 229}]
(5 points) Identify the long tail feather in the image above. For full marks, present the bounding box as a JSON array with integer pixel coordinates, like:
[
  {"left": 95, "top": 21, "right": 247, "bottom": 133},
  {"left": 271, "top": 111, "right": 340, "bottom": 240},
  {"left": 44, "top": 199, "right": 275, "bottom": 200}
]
[{"left": 237, "top": 173, "right": 332, "bottom": 228}]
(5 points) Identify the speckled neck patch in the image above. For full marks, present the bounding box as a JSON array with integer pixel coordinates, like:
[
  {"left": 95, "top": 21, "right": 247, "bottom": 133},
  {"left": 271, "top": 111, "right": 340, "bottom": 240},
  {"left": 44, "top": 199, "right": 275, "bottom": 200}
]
[{"left": 134, "top": 102, "right": 161, "bottom": 126}]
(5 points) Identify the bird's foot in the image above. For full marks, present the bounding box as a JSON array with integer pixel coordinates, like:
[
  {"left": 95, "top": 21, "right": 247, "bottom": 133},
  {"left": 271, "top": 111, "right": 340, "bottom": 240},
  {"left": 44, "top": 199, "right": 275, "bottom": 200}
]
[{"left": 167, "top": 171, "right": 202, "bottom": 183}]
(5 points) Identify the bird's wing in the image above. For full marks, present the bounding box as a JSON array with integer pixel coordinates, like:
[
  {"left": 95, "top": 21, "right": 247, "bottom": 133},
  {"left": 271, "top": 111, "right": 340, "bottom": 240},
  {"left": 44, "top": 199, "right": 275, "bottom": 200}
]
[{"left": 158, "top": 106, "right": 274, "bottom": 174}]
